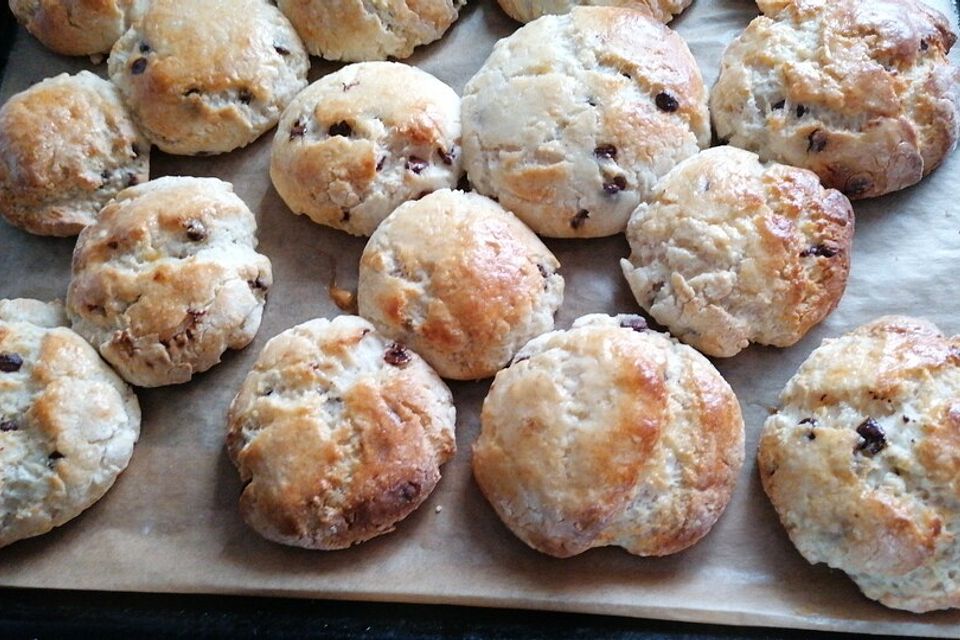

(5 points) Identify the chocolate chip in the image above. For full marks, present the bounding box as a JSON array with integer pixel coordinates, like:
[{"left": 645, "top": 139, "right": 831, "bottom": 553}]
[
  {"left": 594, "top": 144, "right": 617, "bottom": 160},
  {"left": 107, "top": 241, "right": 119, "bottom": 250},
  {"left": 855, "top": 418, "right": 887, "bottom": 456},
  {"left": 920, "top": 39, "right": 929, "bottom": 51},
  {"left": 328, "top": 121, "right": 352, "bottom": 137},
  {"left": 655, "top": 91, "right": 679, "bottom": 112},
  {"left": 395, "top": 481, "right": 420, "bottom": 502},
  {"left": 238, "top": 89, "right": 253, "bottom": 105},
  {"left": 248, "top": 276, "right": 268, "bottom": 291},
  {"left": 48, "top": 451, "right": 64, "bottom": 461},
  {"left": 844, "top": 175, "right": 873, "bottom": 197},
  {"left": 0, "top": 353, "right": 23, "bottom": 373},
  {"left": 902, "top": 415, "right": 910, "bottom": 423},
  {"left": 0, "top": 420, "right": 18, "bottom": 432},
  {"left": 183, "top": 87, "right": 201, "bottom": 97},
  {"left": 807, "top": 129, "right": 827, "bottom": 153},
  {"left": 126, "top": 173, "right": 139, "bottom": 187},
  {"left": 800, "top": 244, "right": 838, "bottom": 258},
  {"left": 457, "top": 174, "right": 472, "bottom": 192},
  {"left": 537, "top": 264, "right": 549, "bottom": 278},
  {"left": 406, "top": 156, "right": 428, "bottom": 174},
  {"left": 274, "top": 45, "right": 290, "bottom": 56},
  {"left": 384, "top": 343, "right": 412, "bottom": 367},
  {"left": 437, "top": 147, "right": 455, "bottom": 165},
  {"left": 139, "top": 42, "right": 150, "bottom": 53},
  {"left": 376, "top": 156, "right": 386, "bottom": 172},
  {"left": 603, "top": 175, "right": 627, "bottom": 195},
  {"left": 587, "top": 97, "right": 597, "bottom": 107},
  {"left": 130, "top": 58, "right": 147, "bottom": 75},
  {"left": 100, "top": 169, "right": 111, "bottom": 182},
  {"left": 289, "top": 119, "right": 306, "bottom": 140},
  {"left": 772, "top": 100, "right": 785, "bottom": 110},
  {"left": 184, "top": 219, "right": 207, "bottom": 241},
  {"left": 571, "top": 209, "right": 589, "bottom": 229},
  {"left": 619, "top": 317, "right": 648, "bottom": 333},
  {"left": 795, "top": 104, "right": 807, "bottom": 118},
  {"left": 799, "top": 417, "right": 818, "bottom": 426},
  {"left": 113, "top": 331, "right": 136, "bottom": 357}
]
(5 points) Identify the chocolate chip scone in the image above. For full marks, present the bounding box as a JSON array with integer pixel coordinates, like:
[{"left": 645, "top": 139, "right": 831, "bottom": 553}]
[
  {"left": 10, "top": 0, "right": 147, "bottom": 57},
  {"left": 462, "top": 6, "right": 710, "bottom": 238},
  {"left": 473, "top": 314, "right": 745, "bottom": 558},
  {"left": 0, "top": 71, "right": 149, "bottom": 237},
  {"left": 0, "top": 298, "right": 140, "bottom": 548},
  {"left": 759, "top": 316, "right": 960, "bottom": 613},
  {"left": 621, "top": 146, "right": 854, "bottom": 358},
  {"left": 495, "top": 0, "right": 691, "bottom": 24},
  {"left": 66, "top": 176, "right": 272, "bottom": 388},
  {"left": 712, "top": 0, "right": 960, "bottom": 199},
  {"left": 226, "top": 315, "right": 456, "bottom": 549},
  {"left": 357, "top": 189, "right": 564, "bottom": 380},
  {"left": 107, "top": 0, "right": 309, "bottom": 155},
  {"left": 277, "top": 0, "right": 467, "bottom": 62},
  {"left": 270, "top": 62, "right": 462, "bottom": 237}
]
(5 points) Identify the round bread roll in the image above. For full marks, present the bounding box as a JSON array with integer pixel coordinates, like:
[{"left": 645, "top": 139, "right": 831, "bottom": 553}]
[
  {"left": 462, "top": 7, "right": 710, "bottom": 238},
  {"left": 0, "top": 298, "right": 140, "bottom": 548},
  {"left": 226, "top": 315, "right": 456, "bottom": 550},
  {"left": 270, "top": 62, "right": 462, "bottom": 237},
  {"left": 620, "top": 146, "right": 855, "bottom": 358},
  {"left": 495, "top": 0, "right": 691, "bottom": 24},
  {"left": 107, "top": 0, "right": 309, "bottom": 156},
  {"left": 357, "top": 189, "right": 564, "bottom": 380},
  {"left": 472, "top": 314, "right": 745, "bottom": 558},
  {"left": 0, "top": 71, "right": 150, "bottom": 237},
  {"left": 66, "top": 176, "right": 273, "bottom": 388},
  {"left": 759, "top": 316, "right": 960, "bottom": 613},
  {"left": 711, "top": 0, "right": 960, "bottom": 200},
  {"left": 10, "top": 0, "right": 147, "bottom": 57},
  {"left": 277, "top": 0, "right": 466, "bottom": 62}
]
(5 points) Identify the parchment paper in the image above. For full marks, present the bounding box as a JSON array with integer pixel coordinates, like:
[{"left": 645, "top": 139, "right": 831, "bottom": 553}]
[{"left": 2, "top": 1, "right": 960, "bottom": 636}]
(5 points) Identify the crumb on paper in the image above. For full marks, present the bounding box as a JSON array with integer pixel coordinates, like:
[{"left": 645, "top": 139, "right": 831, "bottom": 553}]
[
  {"left": 328, "top": 282, "right": 357, "bottom": 313},
  {"left": 435, "top": 505, "right": 443, "bottom": 513}
]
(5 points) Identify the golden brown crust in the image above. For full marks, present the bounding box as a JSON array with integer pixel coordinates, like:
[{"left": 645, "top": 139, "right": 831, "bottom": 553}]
[
  {"left": 0, "top": 71, "right": 149, "bottom": 237},
  {"left": 10, "top": 0, "right": 147, "bottom": 56},
  {"left": 495, "top": 0, "right": 691, "bottom": 24},
  {"left": 461, "top": 7, "right": 710, "bottom": 238},
  {"left": 277, "top": 0, "right": 465, "bottom": 61},
  {"left": 0, "top": 298, "right": 140, "bottom": 548},
  {"left": 623, "top": 146, "right": 855, "bottom": 357},
  {"left": 759, "top": 316, "right": 960, "bottom": 612},
  {"left": 226, "top": 315, "right": 456, "bottom": 549},
  {"left": 106, "top": 0, "right": 309, "bottom": 155},
  {"left": 357, "top": 190, "right": 564, "bottom": 380},
  {"left": 270, "top": 62, "right": 462, "bottom": 236},
  {"left": 472, "top": 314, "right": 744, "bottom": 558},
  {"left": 66, "top": 177, "right": 272, "bottom": 387},
  {"left": 712, "top": 0, "right": 960, "bottom": 199}
]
